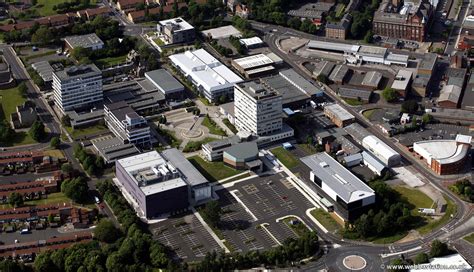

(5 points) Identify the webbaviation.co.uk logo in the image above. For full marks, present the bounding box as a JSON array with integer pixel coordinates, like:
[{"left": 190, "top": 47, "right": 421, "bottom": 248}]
[{"left": 383, "top": 263, "right": 471, "bottom": 271}]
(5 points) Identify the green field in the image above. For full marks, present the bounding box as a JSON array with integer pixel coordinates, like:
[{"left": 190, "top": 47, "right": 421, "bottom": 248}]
[
  {"left": 463, "top": 233, "right": 474, "bottom": 244},
  {"left": 32, "top": 0, "right": 96, "bottom": 16},
  {"left": 0, "top": 86, "right": 26, "bottom": 121},
  {"left": 188, "top": 155, "right": 243, "bottom": 182},
  {"left": 393, "top": 186, "right": 435, "bottom": 215},
  {"left": 94, "top": 54, "right": 128, "bottom": 68},
  {"left": 362, "top": 109, "right": 377, "bottom": 119},
  {"left": 283, "top": 217, "right": 311, "bottom": 237},
  {"left": 65, "top": 124, "right": 108, "bottom": 139},
  {"left": 271, "top": 147, "right": 299, "bottom": 169},
  {"left": 153, "top": 38, "right": 165, "bottom": 46},
  {"left": 0, "top": 192, "right": 71, "bottom": 209},
  {"left": 310, "top": 209, "right": 342, "bottom": 234},
  {"left": 202, "top": 116, "right": 226, "bottom": 136},
  {"left": 343, "top": 98, "right": 364, "bottom": 106}
]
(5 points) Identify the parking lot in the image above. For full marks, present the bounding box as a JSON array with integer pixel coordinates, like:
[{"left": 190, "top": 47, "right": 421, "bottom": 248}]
[
  {"left": 149, "top": 213, "right": 221, "bottom": 262},
  {"left": 216, "top": 172, "right": 318, "bottom": 252}
]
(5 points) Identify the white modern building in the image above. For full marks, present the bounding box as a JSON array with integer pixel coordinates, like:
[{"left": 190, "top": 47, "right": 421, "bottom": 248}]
[
  {"left": 234, "top": 81, "right": 282, "bottom": 136},
  {"left": 104, "top": 101, "right": 151, "bottom": 147},
  {"left": 157, "top": 17, "right": 195, "bottom": 44},
  {"left": 413, "top": 134, "right": 472, "bottom": 175},
  {"left": 362, "top": 135, "right": 401, "bottom": 167},
  {"left": 300, "top": 152, "right": 376, "bottom": 221},
  {"left": 169, "top": 49, "right": 243, "bottom": 102},
  {"left": 239, "top": 37, "right": 264, "bottom": 48},
  {"left": 52, "top": 64, "right": 103, "bottom": 113}
]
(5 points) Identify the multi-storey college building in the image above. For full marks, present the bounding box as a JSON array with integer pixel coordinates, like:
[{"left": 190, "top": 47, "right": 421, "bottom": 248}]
[{"left": 373, "top": 0, "right": 433, "bottom": 42}]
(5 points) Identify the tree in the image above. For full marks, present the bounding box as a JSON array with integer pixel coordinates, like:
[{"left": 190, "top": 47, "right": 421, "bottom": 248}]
[
  {"left": 50, "top": 136, "right": 60, "bottom": 149},
  {"left": 61, "top": 163, "right": 73, "bottom": 175},
  {"left": 414, "top": 252, "right": 429, "bottom": 264},
  {"left": 421, "top": 113, "right": 433, "bottom": 124},
  {"left": 34, "top": 251, "right": 56, "bottom": 272},
  {"left": 201, "top": 200, "right": 221, "bottom": 228},
  {"left": 316, "top": 74, "right": 329, "bottom": 85},
  {"left": 62, "top": 115, "right": 71, "bottom": 127},
  {"left": 0, "top": 121, "right": 14, "bottom": 144},
  {"left": 18, "top": 82, "right": 28, "bottom": 98},
  {"left": 94, "top": 219, "right": 121, "bottom": 243},
  {"left": 430, "top": 240, "right": 449, "bottom": 258},
  {"left": 306, "top": 135, "right": 313, "bottom": 146},
  {"left": 382, "top": 87, "right": 399, "bottom": 102},
  {"left": 388, "top": 258, "right": 408, "bottom": 272},
  {"left": 401, "top": 100, "right": 419, "bottom": 114},
  {"left": 31, "top": 26, "right": 54, "bottom": 45},
  {"left": 8, "top": 192, "right": 24, "bottom": 207},
  {"left": 29, "top": 120, "right": 46, "bottom": 141},
  {"left": 61, "top": 177, "right": 89, "bottom": 203}
]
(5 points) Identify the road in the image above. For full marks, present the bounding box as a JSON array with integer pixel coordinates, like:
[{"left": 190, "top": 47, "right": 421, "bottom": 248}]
[{"left": 253, "top": 21, "right": 474, "bottom": 267}]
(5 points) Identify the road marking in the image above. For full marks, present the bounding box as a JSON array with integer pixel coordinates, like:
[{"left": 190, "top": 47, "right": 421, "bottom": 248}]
[{"left": 229, "top": 190, "right": 258, "bottom": 222}]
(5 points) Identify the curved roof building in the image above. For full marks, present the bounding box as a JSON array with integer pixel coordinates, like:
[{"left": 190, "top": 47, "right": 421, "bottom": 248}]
[
  {"left": 413, "top": 134, "right": 472, "bottom": 175},
  {"left": 362, "top": 135, "right": 401, "bottom": 167}
]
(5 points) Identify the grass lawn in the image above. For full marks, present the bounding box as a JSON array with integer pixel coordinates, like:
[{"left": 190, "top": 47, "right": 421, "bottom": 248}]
[
  {"left": 271, "top": 147, "right": 299, "bottom": 169},
  {"left": 371, "top": 232, "right": 408, "bottom": 244},
  {"left": 222, "top": 118, "right": 238, "bottom": 134},
  {"left": 65, "top": 124, "right": 108, "bottom": 139},
  {"left": 28, "top": 192, "right": 72, "bottom": 206},
  {"left": 417, "top": 195, "right": 457, "bottom": 235},
  {"left": 343, "top": 98, "right": 364, "bottom": 106},
  {"left": 44, "top": 149, "right": 65, "bottom": 159},
  {"left": 283, "top": 217, "right": 311, "bottom": 237},
  {"left": 33, "top": 0, "right": 96, "bottom": 16},
  {"left": 0, "top": 86, "right": 26, "bottom": 121},
  {"left": 393, "top": 186, "right": 435, "bottom": 215},
  {"left": 463, "top": 233, "right": 474, "bottom": 244},
  {"left": 94, "top": 54, "right": 128, "bottom": 68},
  {"left": 153, "top": 38, "right": 165, "bottom": 46},
  {"left": 188, "top": 155, "right": 243, "bottom": 182},
  {"left": 202, "top": 116, "right": 226, "bottom": 136},
  {"left": 362, "top": 109, "right": 377, "bottom": 119},
  {"left": 297, "top": 144, "right": 317, "bottom": 155},
  {"left": 182, "top": 137, "right": 216, "bottom": 152},
  {"left": 11, "top": 131, "right": 36, "bottom": 146},
  {"left": 310, "top": 209, "right": 342, "bottom": 234}
]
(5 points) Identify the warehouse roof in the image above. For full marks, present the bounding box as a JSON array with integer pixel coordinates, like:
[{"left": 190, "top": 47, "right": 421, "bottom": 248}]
[
  {"left": 413, "top": 135, "right": 471, "bottom": 165},
  {"left": 64, "top": 33, "right": 104, "bottom": 49},
  {"left": 307, "top": 40, "right": 360, "bottom": 53},
  {"left": 201, "top": 25, "right": 242, "bottom": 39},
  {"left": 361, "top": 71, "right": 383, "bottom": 88},
  {"left": 438, "top": 85, "right": 462, "bottom": 104},
  {"left": 279, "top": 69, "right": 323, "bottom": 96},
  {"left": 169, "top": 49, "right": 243, "bottom": 92},
  {"left": 343, "top": 123, "right": 370, "bottom": 143},
  {"left": 361, "top": 151, "right": 386, "bottom": 173},
  {"left": 391, "top": 69, "right": 412, "bottom": 90},
  {"left": 145, "top": 69, "right": 184, "bottom": 94},
  {"left": 92, "top": 137, "right": 139, "bottom": 163},
  {"left": 329, "top": 64, "right": 349, "bottom": 82},
  {"left": 233, "top": 54, "right": 275, "bottom": 70},
  {"left": 324, "top": 103, "right": 355, "bottom": 121},
  {"left": 337, "top": 87, "right": 372, "bottom": 101},
  {"left": 313, "top": 60, "right": 335, "bottom": 77},
  {"left": 300, "top": 152, "right": 375, "bottom": 204},
  {"left": 239, "top": 37, "right": 264, "bottom": 47},
  {"left": 362, "top": 135, "right": 400, "bottom": 161}
]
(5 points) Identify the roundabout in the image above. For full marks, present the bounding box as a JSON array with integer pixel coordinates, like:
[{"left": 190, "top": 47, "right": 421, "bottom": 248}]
[{"left": 342, "top": 255, "right": 367, "bottom": 271}]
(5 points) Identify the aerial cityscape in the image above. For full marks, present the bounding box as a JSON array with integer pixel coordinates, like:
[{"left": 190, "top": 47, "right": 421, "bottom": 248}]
[{"left": 0, "top": 0, "right": 472, "bottom": 271}]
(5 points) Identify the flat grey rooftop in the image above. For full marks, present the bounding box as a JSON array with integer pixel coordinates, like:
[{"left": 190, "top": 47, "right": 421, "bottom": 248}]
[
  {"left": 145, "top": 69, "right": 184, "bottom": 93},
  {"left": 224, "top": 142, "right": 258, "bottom": 161},
  {"left": 300, "top": 152, "right": 374, "bottom": 204},
  {"left": 54, "top": 64, "right": 101, "bottom": 81},
  {"left": 162, "top": 148, "right": 209, "bottom": 187}
]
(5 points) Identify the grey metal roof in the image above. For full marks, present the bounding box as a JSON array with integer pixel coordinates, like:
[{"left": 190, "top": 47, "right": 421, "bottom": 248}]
[
  {"left": 418, "top": 53, "right": 437, "bottom": 70},
  {"left": 343, "top": 153, "right": 362, "bottom": 164},
  {"left": 161, "top": 148, "right": 209, "bottom": 187},
  {"left": 324, "top": 103, "right": 354, "bottom": 121},
  {"left": 361, "top": 151, "right": 386, "bottom": 173},
  {"left": 32, "top": 61, "right": 53, "bottom": 82},
  {"left": 329, "top": 65, "right": 349, "bottom": 82},
  {"left": 93, "top": 137, "right": 140, "bottom": 163},
  {"left": 337, "top": 87, "right": 372, "bottom": 101},
  {"left": 262, "top": 75, "right": 310, "bottom": 106},
  {"left": 205, "top": 135, "right": 240, "bottom": 150},
  {"left": 343, "top": 123, "right": 370, "bottom": 144},
  {"left": 145, "top": 69, "right": 184, "bottom": 94},
  {"left": 279, "top": 69, "right": 323, "bottom": 97},
  {"left": 361, "top": 71, "right": 382, "bottom": 87},
  {"left": 313, "top": 61, "right": 335, "bottom": 77},
  {"left": 307, "top": 40, "right": 360, "bottom": 53},
  {"left": 64, "top": 33, "right": 104, "bottom": 49},
  {"left": 300, "top": 152, "right": 374, "bottom": 204},
  {"left": 461, "top": 74, "right": 474, "bottom": 111},
  {"left": 223, "top": 142, "right": 258, "bottom": 161}
]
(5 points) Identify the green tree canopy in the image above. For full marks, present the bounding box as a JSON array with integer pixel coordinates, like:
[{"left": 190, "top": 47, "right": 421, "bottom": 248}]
[
  {"left": 8, "top": 192, "right": 24, "bottom": 207},
  {"left": 50, "top": 136, "right": 60, "bottom": 149},
  {"left": 61, "top": 177, "right": 89, "bottom": 203},
  {"left": 31, "top": 26, "right": 54, "bottom": 45},
  {"left": 94, "top": 219, "right": 121, "bottom": 243},
  {"left": 29, "top": 120, "right": 46, "bottom": 141},
  {"left": 201, "top": 200, "right": 222, "bottom": 228},
  {"left": 382, "top": 87, "right": 399, "bottom": 103}
]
